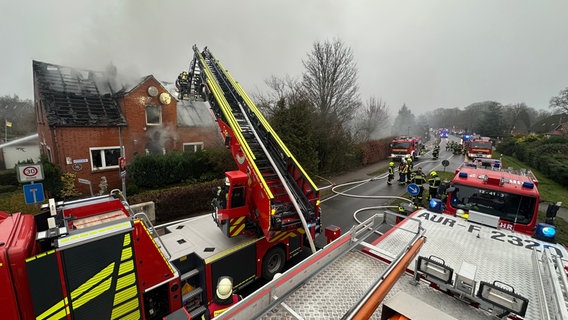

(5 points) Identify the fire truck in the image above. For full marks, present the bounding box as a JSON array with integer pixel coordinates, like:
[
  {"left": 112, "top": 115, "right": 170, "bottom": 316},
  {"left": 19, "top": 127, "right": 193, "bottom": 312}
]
[
  {"left": 444, "top": 158, "right": 540, "bottom": 236},
  {"left": 210, "top": 208, "right": 568, "bottom": 319},
  {"left": 388, "top": 136, "right": 423, "bottom": 161},
  {"left": 0, "top": 45, "right": 320, "bottom": 320},
  {"left": 465, "top": 136, "right": 493, "bottom": 159}
]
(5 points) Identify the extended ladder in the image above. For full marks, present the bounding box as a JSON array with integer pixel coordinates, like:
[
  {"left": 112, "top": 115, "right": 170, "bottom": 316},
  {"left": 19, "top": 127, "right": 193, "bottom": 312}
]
[{"left": 533, "top": 247, "right": 568, "bottom": 320}]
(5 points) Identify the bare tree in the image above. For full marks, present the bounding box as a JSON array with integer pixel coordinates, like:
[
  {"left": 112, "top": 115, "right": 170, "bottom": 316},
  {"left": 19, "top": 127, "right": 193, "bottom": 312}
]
[
  {"left": 549, "top": 87, "right": 568, "bottom": 114},
  {"left": 352, "top": 97, "right": 390, "bottom": 142},
  {"left": 502, "top": 103, "right": 532, "bottom": 134},
  {"left": 302, "top": 39, "right": 361, "bottom": 125},
  {"left": 254, "top": 75, "right": 305, "bottom": 117}
]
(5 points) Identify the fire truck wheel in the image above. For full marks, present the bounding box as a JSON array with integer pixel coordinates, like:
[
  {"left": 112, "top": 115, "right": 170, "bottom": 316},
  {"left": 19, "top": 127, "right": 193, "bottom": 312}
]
[{"left": 262, "top": 247, "right": 285, "bottom": 280}]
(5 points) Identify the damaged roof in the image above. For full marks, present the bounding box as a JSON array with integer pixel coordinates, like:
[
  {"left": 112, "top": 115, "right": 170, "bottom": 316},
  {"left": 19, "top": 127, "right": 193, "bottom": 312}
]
[
  {"left": 33, "top": 60, "right": 127, "bottom": 127},
  {"left": 160, "top": 81, "right": 216, "bottom": 127}
]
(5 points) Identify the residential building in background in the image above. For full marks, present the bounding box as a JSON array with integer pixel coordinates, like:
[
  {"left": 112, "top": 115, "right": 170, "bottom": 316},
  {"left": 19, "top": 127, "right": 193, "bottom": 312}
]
[{"left": 33, "top": 61, "right": 219, "bottom": 195}]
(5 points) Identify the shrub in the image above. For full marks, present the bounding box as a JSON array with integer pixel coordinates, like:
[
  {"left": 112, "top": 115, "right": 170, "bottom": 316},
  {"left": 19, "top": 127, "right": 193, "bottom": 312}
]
[
  {"left": 127, "top": 147, "right": 234, "bottom": 188},
  {"left": 128, "top": 180, "right": 221, "bottom": 223}
]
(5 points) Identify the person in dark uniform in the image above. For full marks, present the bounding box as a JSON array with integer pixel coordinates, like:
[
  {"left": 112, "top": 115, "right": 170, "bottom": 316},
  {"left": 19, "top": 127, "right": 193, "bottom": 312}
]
[
  {"left": 428, "top": 171, "right": 441, "bottom": 200},
  {"left": 411, "top": 167, "right": 426, "bottom": 205},
  {"left": 387, "top": 161, "right": 395, "bottom": 185}
]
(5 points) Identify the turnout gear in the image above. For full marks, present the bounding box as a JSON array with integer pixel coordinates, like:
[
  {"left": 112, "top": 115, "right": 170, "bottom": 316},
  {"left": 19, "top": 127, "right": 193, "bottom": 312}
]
[
  {"left": 398, "top": 161, "right": 408, "bottom": 184},
  {"left": 205, "top": 277, "right": 241, "bottom": 319},
  {"left": 406, "top": 157, "right": 413, "bottom": 183},
  {"left": 176, "top": 71, "right": 190, "bottom": 99},
  {"left": 411, "top": 168, "right": 426, "bottom": 205},
  {"left": 387, "top": 162, "right": 395, "bottom": 185},
  {"left": 428, "top": 171, "right": 441, "bottom": 200}
]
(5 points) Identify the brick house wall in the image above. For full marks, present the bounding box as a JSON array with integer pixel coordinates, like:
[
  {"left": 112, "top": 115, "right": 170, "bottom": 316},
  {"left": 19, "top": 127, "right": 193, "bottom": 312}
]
[{"left": 34, "top": 61, "right": 220, "bottom": 196}]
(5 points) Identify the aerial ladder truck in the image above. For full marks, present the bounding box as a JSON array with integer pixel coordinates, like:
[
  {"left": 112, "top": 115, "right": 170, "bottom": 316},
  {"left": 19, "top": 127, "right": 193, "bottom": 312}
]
[{"left": 0, "top": 46, "right": 320, "bottom": 320}]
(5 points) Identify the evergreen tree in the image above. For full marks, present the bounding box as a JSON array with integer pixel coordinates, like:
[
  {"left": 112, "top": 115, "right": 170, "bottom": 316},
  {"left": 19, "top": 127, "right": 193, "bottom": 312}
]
[{"left": 391, "top": 104, "right": 416, "bottom": 136}]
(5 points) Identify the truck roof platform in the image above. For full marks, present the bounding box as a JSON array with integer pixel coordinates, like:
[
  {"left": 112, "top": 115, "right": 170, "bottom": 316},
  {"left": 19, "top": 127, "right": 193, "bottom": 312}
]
[
  {"left": 159, "top": 214, "right": 261, "bottom": 262},
  {"left": 215, "top": 210, "right": 568, "bottom": 319}
]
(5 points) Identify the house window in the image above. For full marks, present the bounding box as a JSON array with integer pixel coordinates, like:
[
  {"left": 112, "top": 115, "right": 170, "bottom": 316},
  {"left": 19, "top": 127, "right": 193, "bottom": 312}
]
[
  {"left": 90, "top": 147, "right": 122, "bottom": 170},
  {"left": 183, "top": 142, "right": 204, "bottom": 153},
  {"left": 146, "top": 105, "right": 161, "bottom": 125}
]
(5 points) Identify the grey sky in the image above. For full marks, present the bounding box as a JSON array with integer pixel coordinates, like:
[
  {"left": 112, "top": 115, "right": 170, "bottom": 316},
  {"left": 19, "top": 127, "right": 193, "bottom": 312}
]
[{"left": 1, "top": 0, "right": 567, "bottom": 115}]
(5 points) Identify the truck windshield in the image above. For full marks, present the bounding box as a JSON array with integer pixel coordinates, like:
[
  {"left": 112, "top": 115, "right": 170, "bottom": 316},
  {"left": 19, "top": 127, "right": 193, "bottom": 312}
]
[
  {"left": 471, "top": 141, "right": 492, "bottom": 149},
  {"left": 392, "top": 142, "right": 411, "bottom": 149},
  {"left": 449, "top": 183, "right": 536, "bottom": 225}
]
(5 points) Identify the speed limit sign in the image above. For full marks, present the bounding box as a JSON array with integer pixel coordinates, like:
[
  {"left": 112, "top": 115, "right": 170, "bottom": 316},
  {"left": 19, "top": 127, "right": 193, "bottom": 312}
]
[{"left": 17, "top": 164, "right": 44, "bottom": 182}]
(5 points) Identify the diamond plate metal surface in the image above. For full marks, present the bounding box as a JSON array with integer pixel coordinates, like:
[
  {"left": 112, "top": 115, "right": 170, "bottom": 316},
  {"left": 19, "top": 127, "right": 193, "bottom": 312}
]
[{"left": 257, "top": 210, "right": 568, "bottom": 319}]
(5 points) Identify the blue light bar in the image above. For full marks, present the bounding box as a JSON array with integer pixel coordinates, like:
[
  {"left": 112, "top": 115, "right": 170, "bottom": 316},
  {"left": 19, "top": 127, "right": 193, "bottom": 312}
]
[
  {"left": 534, "top": 223, "right": 556, "bottom": 242},
  {"left": 522, "top": 181, "right": 534, "bottom": 189},
  {"left": 458, "top": 172, "right": 468, "bottom": 178},
  {"left": 429, "top": 199, "right": 443, "bottom": 212}
]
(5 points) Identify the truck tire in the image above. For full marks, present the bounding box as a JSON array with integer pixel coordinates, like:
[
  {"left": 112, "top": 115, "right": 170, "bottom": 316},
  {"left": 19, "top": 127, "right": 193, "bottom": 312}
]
[{"left": 262, "top": 247, "right": 285, "bottom": 280}]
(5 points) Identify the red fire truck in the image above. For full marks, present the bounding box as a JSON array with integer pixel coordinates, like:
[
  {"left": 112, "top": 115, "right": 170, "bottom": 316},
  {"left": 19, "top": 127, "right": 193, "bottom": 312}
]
[
  {"left": 209, "top": 209, "right": 568, "bottom": 319},
  {"left": 388, "top": 136, "right": 423, "bottom": 161},
  {"left": 465, "top": 136, "right": 493, "bottom": 159},
  {"left": 443, "top": 159, "right": 540, "bottom": 235},
  {"left": 0, "top": 46, "right": 320, "bottom": 320}
]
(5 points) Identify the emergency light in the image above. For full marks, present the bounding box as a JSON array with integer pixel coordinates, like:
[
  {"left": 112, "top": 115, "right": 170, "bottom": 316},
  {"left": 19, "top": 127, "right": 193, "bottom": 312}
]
[
  {"left": 458, "top": 172, "right": 468, "bottom": 178},
  {"left": 429, "top": 198, "right": 443, "bottom": 212},
  {"left": 534, "top": 223, "right": 556, "bottom": 242},
  {"left": 522, "top": 181, "right": 534, "bottom": 189}
]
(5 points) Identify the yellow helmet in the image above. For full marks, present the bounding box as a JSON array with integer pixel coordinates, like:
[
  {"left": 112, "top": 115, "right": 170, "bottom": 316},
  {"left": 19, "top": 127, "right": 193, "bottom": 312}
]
[
  {"left": 430, "top": 171, "right": 437, "bottom": 176},
  {"left": 389, "top": 162, "right": 394, "bottom": 167},
  {"left": 407, "top": 158, "right": 412, "bottom": 162}
]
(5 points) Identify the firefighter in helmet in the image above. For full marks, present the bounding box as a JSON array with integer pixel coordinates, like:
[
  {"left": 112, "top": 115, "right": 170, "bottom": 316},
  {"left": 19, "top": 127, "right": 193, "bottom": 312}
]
[
  {"left": 406, "top": 157, "right": 413, "bottom": 183},
  {"left": 213, "top": 178, "right": 230, "bottom": 209},
  {"left": 387, "top": 161, "right": 395, "bottom": 185},
  {"left": 398, "top": 159, "right": 408, "bottom": 185},
  {"left": 411, "top": 167, "right": 426, "bottom": 205},
  {"left": 428, "top": 171, "right": 441, "bottom": 200},
  {"left": 206, "top": 276, "right": 241, "bottom": 319},
  {"left": 176, "top": 71, "right": 190, "bottom": 99}
]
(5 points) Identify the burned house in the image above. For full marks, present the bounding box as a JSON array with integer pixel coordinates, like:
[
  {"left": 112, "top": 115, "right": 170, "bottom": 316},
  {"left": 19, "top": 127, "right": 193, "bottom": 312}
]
[{"left": 33, "top": 60, "right": 219, "bottom": 195}]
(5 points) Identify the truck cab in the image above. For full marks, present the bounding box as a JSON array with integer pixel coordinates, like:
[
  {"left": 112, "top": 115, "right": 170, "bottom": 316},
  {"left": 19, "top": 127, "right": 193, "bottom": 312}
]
[
  {"left": 389, "top": 136, "right": 423, "bottom": 161},
  {"left": 444, "top": 163, "right": 540, "bottom": 235}
]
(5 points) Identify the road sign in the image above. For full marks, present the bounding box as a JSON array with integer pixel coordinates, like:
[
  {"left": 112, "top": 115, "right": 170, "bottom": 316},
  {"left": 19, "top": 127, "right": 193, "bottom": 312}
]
[
  {"left": 78, "top": 178, "right": 91, "bottom": 184},
  {"left": 17, "top": 164, "right": 44, "bottom": 183},
  {"left": 407, "top": 183, "right": 420, "bottom": 196},
  {"left": 442, "top": 159, "right": 450, "bottom": 172},
  {"left": 23, "top": 183, "right": 45, "bottom": 204}
]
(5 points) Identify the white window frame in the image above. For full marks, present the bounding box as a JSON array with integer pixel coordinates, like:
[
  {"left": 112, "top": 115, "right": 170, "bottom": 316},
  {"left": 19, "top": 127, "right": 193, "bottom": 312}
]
[
  {"left": 89, "top": 146, "right": 123, "bottom": 171},
  {"left": 145, "top": 105, "right": 162, "bottom": 126},
  {"left": 183, "top": 142, "right": 204, "bottom": 153}
]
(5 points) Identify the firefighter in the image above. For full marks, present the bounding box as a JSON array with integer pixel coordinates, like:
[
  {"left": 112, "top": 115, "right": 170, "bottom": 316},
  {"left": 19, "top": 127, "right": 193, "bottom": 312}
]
[
  {"left": 411, "top": 167, "right": 426, "bottom": 205},
  {"left": 406, "top": 157, "right": 413, "bottom": 183},
  {"left": 214, "top": 178, "right": 230, "bottom": 209},
  {"left": 398, "top": 159, "right": 408, "bottom": 185},
  {"left": 387, "top": 161, "right": 395, "bottom": 185},
  {"left": 428, "top": 171, "right": 441, "bottom": 200},
  {"left": 205, "top": 277, "right": 241, "bottom": 319},
  {"left": 433, "top": 144, "right": 440, "bottom": 159},
  {"left": 176, "top": 71, "right": 190, "bottom": 99}
]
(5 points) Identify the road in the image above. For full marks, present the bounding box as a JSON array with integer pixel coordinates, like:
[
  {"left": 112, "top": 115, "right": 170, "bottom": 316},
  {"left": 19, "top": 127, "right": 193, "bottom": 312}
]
[{"left": 314, "top": 136, "right": 466, "bottom": 246}]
